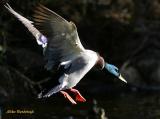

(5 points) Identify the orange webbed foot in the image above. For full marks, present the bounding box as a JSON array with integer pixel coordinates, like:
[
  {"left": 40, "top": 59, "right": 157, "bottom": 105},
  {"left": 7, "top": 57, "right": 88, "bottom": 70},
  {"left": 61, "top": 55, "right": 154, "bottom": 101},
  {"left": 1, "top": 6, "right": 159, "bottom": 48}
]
[
  {"left": 60, "top": 91, "right": 77, "bottom": 105},
  {"left": 69, "top": 88, "right": 86, "bottom": 102}
]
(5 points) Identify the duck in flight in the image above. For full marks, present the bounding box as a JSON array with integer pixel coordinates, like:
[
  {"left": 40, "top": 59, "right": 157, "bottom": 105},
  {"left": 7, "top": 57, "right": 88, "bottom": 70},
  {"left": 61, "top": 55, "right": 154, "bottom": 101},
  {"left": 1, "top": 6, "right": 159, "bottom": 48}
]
[{"left": 2, "top": 2, "right": 127, "bottom": 104}]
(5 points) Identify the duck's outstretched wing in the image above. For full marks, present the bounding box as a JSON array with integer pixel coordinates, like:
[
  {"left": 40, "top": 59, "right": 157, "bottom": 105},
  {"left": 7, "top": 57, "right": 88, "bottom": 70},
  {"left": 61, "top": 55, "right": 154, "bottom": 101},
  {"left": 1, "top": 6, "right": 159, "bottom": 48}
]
[
  {"left": 4, "top": 3, "right": 47, "bottom": 48},
  {"left": 33, "top": 5, "right": 85, "bottom": 70}
]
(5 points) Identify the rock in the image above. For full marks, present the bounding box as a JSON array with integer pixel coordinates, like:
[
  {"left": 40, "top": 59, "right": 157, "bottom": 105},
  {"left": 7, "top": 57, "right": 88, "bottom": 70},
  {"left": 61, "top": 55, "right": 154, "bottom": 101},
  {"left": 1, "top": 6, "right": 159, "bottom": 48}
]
[
  {"left": 87, "top": 99, "right": 108, "bottom": 119},
  {"left": 121, "top": 58, "right": 160, "bottom": 90},
  {"left": 0, "top": 65, "right": 37, "bottom": 104}
]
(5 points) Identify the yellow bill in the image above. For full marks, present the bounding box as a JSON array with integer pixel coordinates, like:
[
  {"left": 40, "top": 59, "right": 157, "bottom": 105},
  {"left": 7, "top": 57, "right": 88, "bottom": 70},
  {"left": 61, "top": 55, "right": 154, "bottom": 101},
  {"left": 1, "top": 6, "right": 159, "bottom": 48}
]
[{"left": 118, "top": 74, "right": 127, "bottom": 83}]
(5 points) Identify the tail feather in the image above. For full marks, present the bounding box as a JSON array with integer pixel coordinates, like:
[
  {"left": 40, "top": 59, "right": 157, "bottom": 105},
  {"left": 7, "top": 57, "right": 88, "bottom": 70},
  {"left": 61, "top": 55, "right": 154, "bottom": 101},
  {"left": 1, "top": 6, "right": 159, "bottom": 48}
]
[
  {"left": 42, "top": 84, "right": 64, "bottom": 98},
  {"left": 38, "top": 82, "right": 67, "bottom": 98}
]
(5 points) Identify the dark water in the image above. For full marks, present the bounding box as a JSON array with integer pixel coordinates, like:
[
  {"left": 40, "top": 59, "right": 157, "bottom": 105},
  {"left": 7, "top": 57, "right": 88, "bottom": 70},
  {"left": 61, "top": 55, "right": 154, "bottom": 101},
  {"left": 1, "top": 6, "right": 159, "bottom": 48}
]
[{"left": 2, "top": 91, "right": 160, "bottom": 119}]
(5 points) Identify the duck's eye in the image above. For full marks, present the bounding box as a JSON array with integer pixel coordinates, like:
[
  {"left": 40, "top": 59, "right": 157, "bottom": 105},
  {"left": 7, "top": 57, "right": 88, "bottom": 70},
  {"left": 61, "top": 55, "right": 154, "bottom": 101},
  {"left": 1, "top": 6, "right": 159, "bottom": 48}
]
[{"left": 115, "top": 69, "right": 119, "bottom": 73}]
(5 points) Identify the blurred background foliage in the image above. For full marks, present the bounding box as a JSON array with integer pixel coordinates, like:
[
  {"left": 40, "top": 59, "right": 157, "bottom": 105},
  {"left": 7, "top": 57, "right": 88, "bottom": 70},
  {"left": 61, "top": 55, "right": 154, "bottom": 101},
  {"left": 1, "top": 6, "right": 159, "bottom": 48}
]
[{"left": 1, "top": 0, "right": 160, "bottom": 118}]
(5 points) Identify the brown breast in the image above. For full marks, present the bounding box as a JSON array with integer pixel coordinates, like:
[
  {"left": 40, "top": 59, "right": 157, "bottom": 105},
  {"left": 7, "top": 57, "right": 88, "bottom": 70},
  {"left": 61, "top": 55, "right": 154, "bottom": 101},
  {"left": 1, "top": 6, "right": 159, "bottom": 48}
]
[{"left": 95, "top": 54, "right": 105, "bottom": 70}]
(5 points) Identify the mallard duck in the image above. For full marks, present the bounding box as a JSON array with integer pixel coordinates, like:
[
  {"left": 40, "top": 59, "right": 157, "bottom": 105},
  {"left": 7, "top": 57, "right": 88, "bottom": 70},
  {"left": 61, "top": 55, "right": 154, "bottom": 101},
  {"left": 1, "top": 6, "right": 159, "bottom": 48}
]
[{"left": 3, "top": 3, "right": 126, "bottom": 104}]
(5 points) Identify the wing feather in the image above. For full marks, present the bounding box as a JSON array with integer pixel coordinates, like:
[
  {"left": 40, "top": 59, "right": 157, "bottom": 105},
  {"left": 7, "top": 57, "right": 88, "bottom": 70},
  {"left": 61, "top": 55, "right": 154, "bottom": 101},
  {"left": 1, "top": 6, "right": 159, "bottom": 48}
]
[
  {"left": 33, "top": 4, "right": 85, "bottom": 70},
  {"left": 3, "top": 3, "right": 85, "bottom": 70},
  {"left": 4, "top": 3, "right": 48, "bottom": 48}
]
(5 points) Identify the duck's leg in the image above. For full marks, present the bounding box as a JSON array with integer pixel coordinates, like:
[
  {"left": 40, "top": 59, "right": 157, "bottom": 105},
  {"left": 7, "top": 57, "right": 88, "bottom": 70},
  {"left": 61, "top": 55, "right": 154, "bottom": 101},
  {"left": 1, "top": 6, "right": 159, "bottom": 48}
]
[
  {"left": 60, "top": 91, "right": 77, "bottom": 104},
  {"left": 69, "top": 88, "right": 86, "bottom": 102}
]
